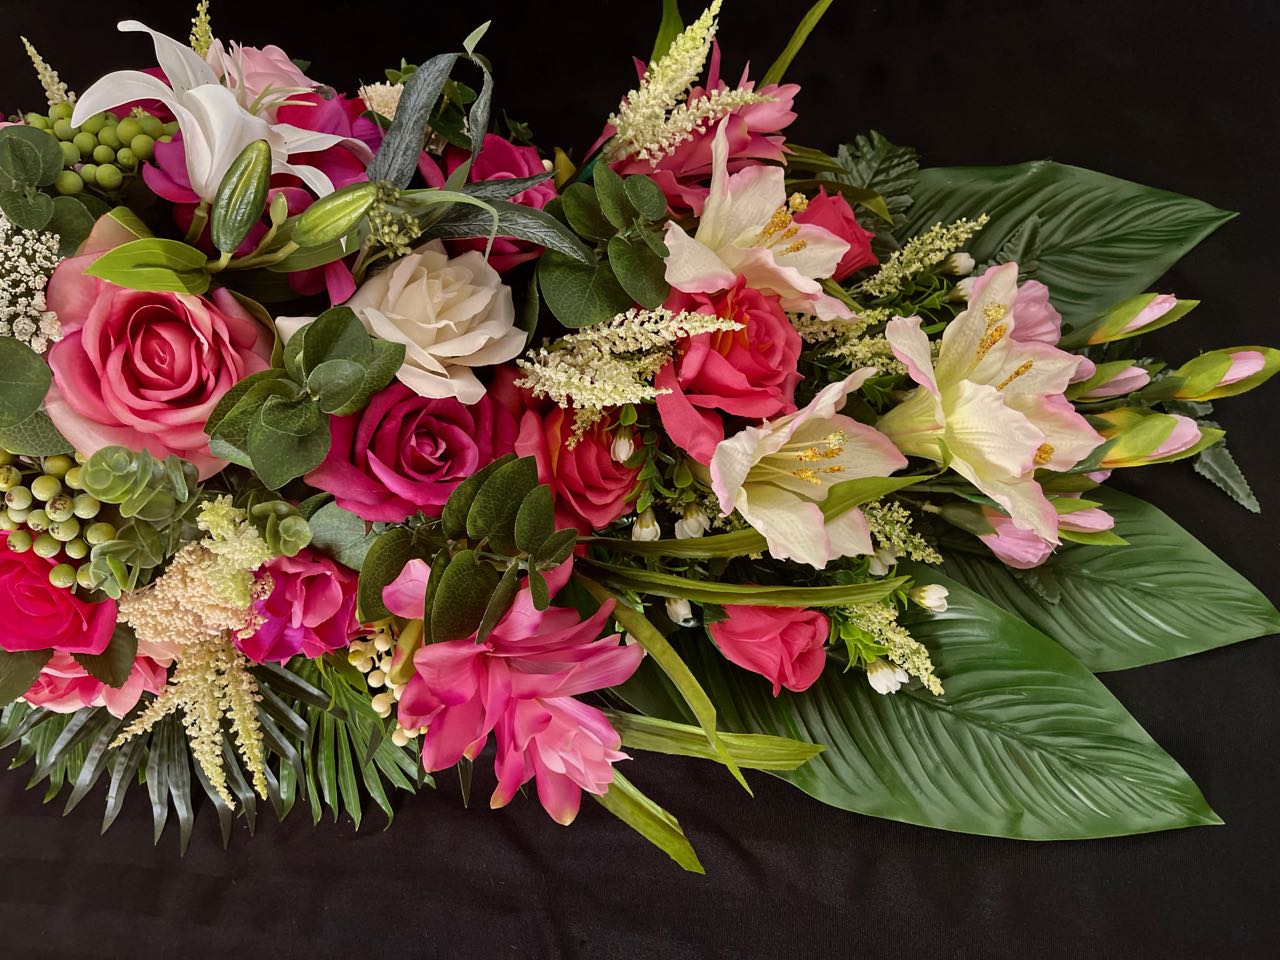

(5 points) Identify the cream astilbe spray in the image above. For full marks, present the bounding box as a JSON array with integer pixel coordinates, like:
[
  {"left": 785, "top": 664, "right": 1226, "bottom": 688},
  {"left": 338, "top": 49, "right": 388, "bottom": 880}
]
[
  {"left": 20, "top": 36, "right": 74, "bottom": 107},
  {"left": 857, "top": 215, "right": 989, "bottom": 300},
  {"left": 189, "top": 1, "right": 214, "bottom": 57},
  {"left": 111, "top": 498, "right": 274, "bottom": 807}
]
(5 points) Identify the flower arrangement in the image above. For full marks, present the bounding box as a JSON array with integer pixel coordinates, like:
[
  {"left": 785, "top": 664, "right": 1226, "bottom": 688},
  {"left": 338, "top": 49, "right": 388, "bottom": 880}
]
[{"left": 0, "top": 1, "right": 1276, "bottom": 872}]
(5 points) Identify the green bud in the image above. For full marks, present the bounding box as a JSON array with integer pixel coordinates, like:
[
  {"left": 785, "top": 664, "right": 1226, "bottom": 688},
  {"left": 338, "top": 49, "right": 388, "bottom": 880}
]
[
  {"left": 5, "top": 486, "right": 33, "bottom": 511},
  {"left": 0, "top": 465, "right": 21, "bottom": 491},
  {"left": 49, "top": 102, "right": 73, "bottom": 121},
  {"left": 7, "top": 530, "right": 32, "bottom": 553},
  {"left": 85, "top": 521, "right": 117, "bottom": 545},
  {"left": 64, "top": 537, "right": 89, "bottom": 560},
  {"left": 25, "top": 508, "right": 50, "bottom": 532},
  {"left": 31, "top": 474, "right": 62, "bottom": 501},
  {"left": 129, "top": 134, "right": 155, "bottom": 162},
  {"left": 54, "top": 170, "right": 83, "bottom": 195},
  {"left": 58, "top": 140, "right": 80, "bottom": 166},
  {"left": 115, "top": 148, "right": 136, "bottom": 170},
  {"left": 52, "top": 118, "right": 78, "bottom": 141},
  {"left": 49, "top": 517, "right": 80, "bottom": 542},
  {"left": 80, "top": 113, "right": 108, "bottom": 135},
  {"left": 43, "top": 455, "right": 74, "bottom": 477},
  {"left": 72, "top": 131, "right": 98, "bottom": 157},
  {"left": 6, "top": 507, "right": 29, "bottom": 524},
  {"left": 93, "top": 144, "right": 116, "bottom": 164},
  {"left": 0, "top": 513, "right": 17, "bottom": 532},
  {"left": 95, "top": 164, "right": 123, "bottom": 191},
  {"left": 116, "top": 118, "right": 142, "bottom": 143},
  {"left": 97, "top": 125, "right": 121, "bottom": 150},
  {"left": 162, "top": 120, "right": 179, "bottom": 137},
  {"left": 32, "top": 533, "right": 60, "bottom": 558},
  {"left": 48, "top": 563, "right": 76, "bottom": 589},
  {"left": 45, "top": 494, "right": 75, "bottom": 523},
  {"left": 72, "top": 493, "right": 100, "bottom": 519}
]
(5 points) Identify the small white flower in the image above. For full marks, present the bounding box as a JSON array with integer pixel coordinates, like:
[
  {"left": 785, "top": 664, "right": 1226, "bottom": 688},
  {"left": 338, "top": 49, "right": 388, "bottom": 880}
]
[
  {"left": 631, "top": 508, "right": 661, "bottom": 542},
  {"left": 866, "top": 659, "right": 910, "bottom": 695},
  {"left": 665, "top": 597, "right": 695, "bottom": 626},
  {"left": 867, "top": 546, "right": 896, "bottom": 577},
  {"left": 949, "top": 276, "right": 975, "bottom": 301},
  {"left": 909, "top": 584, "right": 950, "bottom": 613},
  {"left": 674, "top": 504, "right": 711, "bottom": 539},
  {"left": 944, "top": 252, "right": 976, "bottom": 276},
  {"left": 610, "top": 431, "right": 636, "bottom": 463}
]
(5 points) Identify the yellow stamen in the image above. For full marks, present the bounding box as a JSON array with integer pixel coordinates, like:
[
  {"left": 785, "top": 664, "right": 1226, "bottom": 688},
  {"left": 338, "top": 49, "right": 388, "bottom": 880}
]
[
  {"left": 787, "top": 192, "right": 809, "bottom": 213},
  {"left": 793, "top": 446, "right": 823, "bottom": 462},
  {"left": 984, "top": 303, "right": 1008, "bottom": 327},
  {"left": 1034, "top": 443, "right": 1055, "bottom": 465},
  {"left": 976, "top": 323, "right": 1007, "bottom": 361},
  {"left": 782, "top": 239, "right": 808, "bottom": 255},
  {"left": 792, "top": 467, "right": 822, "bottom": 485},
  {"left": 997, "top": 360, "right": 1034, "bottom": 390},
  {"left": 823, "top": 465, "right": 845, "bottom": 474}
]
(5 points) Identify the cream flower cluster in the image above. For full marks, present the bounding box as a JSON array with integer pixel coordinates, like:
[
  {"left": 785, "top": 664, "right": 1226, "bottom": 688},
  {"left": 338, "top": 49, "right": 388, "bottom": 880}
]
[
  {"left": 0, "top": 212, "right": 62, "bottom": 354},
  {"left": 858, "top": 215, "right": 989, "bottom": 300},
  {"left": 21, "top": 36, "right": 74, "bottom": 106}
]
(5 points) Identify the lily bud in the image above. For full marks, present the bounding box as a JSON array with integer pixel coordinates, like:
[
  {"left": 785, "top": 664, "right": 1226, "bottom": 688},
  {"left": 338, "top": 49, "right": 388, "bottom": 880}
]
[
  {"left": 665, "top": 596, "right": 696, "bottom": 626},
  {"left": 1073, "top": 293, "right": 1197, "bottom": 346},
  {"left": 866, "top": 546, "right": 896, "bottom": 577},
  {"left": 1093, "top": 408, "right": 1220, "bottom": 467},
  {"left": 631, "top": 508, "right": 661, "bottom": 541},
  {"left": 943, "top": 252, "right": 975, "bottom": 276},
  {"left": 1068, "top": 360, "right": 1151, "bottom": 401},
  {"left": 866, "top": 659, "right": 909, "bottom": 695},
  {"left": 1173, "top": 347, "right": 1279, "bottom": 401},
  {"left": 610, "top": 430, "right": 636, "bottom": 463},
  {"left": 908, "top": 583, "right": 949, "bottom": 613},
  {"left": 674, "top": 504, "right": 711, "bottom": 539}
]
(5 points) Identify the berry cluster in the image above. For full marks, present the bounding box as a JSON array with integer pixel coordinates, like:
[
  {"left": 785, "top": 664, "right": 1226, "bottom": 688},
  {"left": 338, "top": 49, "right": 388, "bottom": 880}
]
[{"left": 23, "top": 102, "right": 177, "bottom": 196}]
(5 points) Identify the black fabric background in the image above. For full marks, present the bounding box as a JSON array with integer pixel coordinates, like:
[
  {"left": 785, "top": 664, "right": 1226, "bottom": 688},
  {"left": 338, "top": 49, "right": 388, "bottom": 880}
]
[{"left": 2, "top": 1, "right": 1278, "bottom": 956}]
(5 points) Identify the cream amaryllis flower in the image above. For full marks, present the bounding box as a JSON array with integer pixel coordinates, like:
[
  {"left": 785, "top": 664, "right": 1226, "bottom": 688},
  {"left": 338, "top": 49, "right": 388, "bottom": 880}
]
[
  {"left": 71, "top": 21, "right": 371, "bottom": 202},
  {"left": 662, "top": 118, "right": 852, "bottom": 320},
  {"left": 710, "top": 370, "right": 908, "bottom": 569},
  {"left": 876, "top": 262, "right": 1103, "bottom": 539}
]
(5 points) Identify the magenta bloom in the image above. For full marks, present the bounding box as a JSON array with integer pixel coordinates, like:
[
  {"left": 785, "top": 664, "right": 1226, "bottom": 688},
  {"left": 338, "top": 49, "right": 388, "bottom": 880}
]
[
  {"left": 238, "top": 550, "right": 360, "bottom": 663},
  {"left": 793, "top": 187, "right": 878, "bottom": 282},
  {"left": 707, "top": 605, "right": 830, "bottom": 696},
  {"left": 0, "top": 532, "right": 117, "bottom": 657},
  {"left": 308, "top": 381, "right": 518, "bottom": 522},
  {"left": 419, "top": 134, "right": 557, "bottom": 271},
  {"left": 23, "top": 653, "right": 168, "bottom": 719},
  {"left": 396, "top": 558, "right": 644, "bottom": 824}
]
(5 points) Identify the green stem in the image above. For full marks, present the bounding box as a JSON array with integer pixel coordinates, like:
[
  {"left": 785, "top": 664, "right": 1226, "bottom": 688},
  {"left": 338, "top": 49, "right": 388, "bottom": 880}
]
[{"left": 184, "top": 202, "right": 210, "bottom": 244}]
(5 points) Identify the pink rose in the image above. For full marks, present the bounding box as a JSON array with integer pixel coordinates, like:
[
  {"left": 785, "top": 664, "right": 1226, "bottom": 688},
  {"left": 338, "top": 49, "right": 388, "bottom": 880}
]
[
  {"left": 0, "top": 532, "right": 117, "bottom": 656},
  {"left": 237, "top": 550, "right": 360, "bottom": 663},
  {"left": 43, "top": 219, "right": 272, "bottom": 478},
  {"left": 655, "top": 278, "right": 802, "bottom": 463},
  {"left": 708, "top": 604, "right": 830, "bottom": 696},
  {"left": 515, "top": 407, "right": 640, "bottom": 533},
  {"left": 419, "top": 134, "right": 558, "bottom": 272},
  {"left": 968, "top": 266, "right": 1063, "bottom": 345},
  {"left": 793, "top": 187, "right": 877, "bottom": 281},
  {"left": 23, "top": 652, "right": 168, "bottom": 719},
  {"left": 308, "top": 381, "right": 518, "bottom": 522},
  {"left": 206, "top": 41, "right": 315, "bottom": 118}
]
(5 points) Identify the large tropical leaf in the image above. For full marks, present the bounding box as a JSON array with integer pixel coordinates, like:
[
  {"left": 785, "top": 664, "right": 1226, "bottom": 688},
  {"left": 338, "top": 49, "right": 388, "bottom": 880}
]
[
  {"left": 941, "top": 488, "right": 1280, "bottom": 672},
  {"left": 618, "top": 569, "right": 1219, "bottom": 840},
  {"left": 902, "top": 162, "right": 1235, "bottom": 328}
]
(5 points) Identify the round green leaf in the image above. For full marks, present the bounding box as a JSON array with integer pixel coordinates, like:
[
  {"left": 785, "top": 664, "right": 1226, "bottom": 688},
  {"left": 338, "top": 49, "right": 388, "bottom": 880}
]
[
  {"left": 307, "top": 358, "right": 365, "bottom": 414},
  {"left": 593, "top": 162, "right": 636, "bottom": 229},
  {"left": 429, "top": 549, "right": 499, "bottom": 643},
  {"left": 538, "top": 250, "right": 633, "bottom": 328},
  {"left": 0, "top": 126, "right": 62, "bottom": 187},
  {"left": 0, "top": 188, "right": 54, "bottom": 231},
  {"left": 561, "top": 182, "right": 614, "bottom": 240},
  {"left": 607, "top": 235, "right": 669, "bottom": 309},
  {"left": 623, "top": 174, "right": 668, "bottom": 221},
  {"left": 0, "top": 338, "right": 52, "bottom": 428},
  {"left": 48, "top": 195, "right": 96, "bottom": 257},
  {"left": 466, "top": 455, "right": 539, "bottom": 551}
]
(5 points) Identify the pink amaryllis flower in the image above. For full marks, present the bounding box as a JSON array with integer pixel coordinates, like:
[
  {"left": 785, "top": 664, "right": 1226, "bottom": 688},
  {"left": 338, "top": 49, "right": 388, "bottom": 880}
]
[{"left": 394, "top": 558, "right": 644, "bottom": 824}]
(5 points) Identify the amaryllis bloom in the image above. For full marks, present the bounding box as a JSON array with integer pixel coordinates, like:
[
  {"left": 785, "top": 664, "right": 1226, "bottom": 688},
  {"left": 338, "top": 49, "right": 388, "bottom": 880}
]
[
  {"left": 0, "top": 532, "right": 117, "bottom": 656},
  {"left": 978, "top": 502, "right": 1116, "bottom": 569},
  {"left": 708, "top": 604, "right": 829, "bottom": 695},
  {"left": 22, "top": 653, "right": 169, "bottom": 719},
  {"left": 307, "top": 382, "right": 517, "bottom": 522},
  {"left": 655, "top": 279, "right": 802, "bottom": 463},
  {"left": 793, "top": 187, "right": 877, "bottom": 282},
  {"left": 710, "top": 371, "right": 908, "bottom": 569},
  {"left": 43, "top": 217, "right": 272, "bottom": 478},
  {"left": 662, "top": 119, "right": 851, "bottom": 320},
  {"left": 72, "top": 22, "right": 372, "bottom": 201},
  {"left": 397, "top": 558, "right": 644, "bottom": 824},
  {"left": 877, "top": 262, "right": 1104, "bottom": 540},
  {"left": 237, "top": 550, "right": 360, "bottom": 663},
  {"left": 967, "top": 267, "right": 1063, "bottom": 345},
  {"left": 515, "top": 407, "right": 641, "bottom": 533},
  {"left": 419, "top": 134, "right": 558, "bottom": 272}
]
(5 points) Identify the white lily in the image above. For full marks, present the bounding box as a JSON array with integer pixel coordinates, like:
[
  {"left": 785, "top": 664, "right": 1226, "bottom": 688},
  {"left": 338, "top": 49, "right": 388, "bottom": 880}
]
[
  {"left": 876, "top": 262, "right": 1103, "bottom": 540},
  {"left": 710, "top": 370, "right": 908, "bottom": 569},
  {"left": 663, "top": 118, "right": 852, "bottom": 320},
  {"left": 72, "top": 21, "right": 371, "bottom": 202}
]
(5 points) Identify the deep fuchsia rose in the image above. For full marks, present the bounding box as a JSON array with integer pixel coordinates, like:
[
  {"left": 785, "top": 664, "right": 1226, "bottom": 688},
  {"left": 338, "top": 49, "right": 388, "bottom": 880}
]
[
  {"left": 23, "top": 653, "right": 168, "bottom": 719},
  {"left": 793, "top": 187, "right": 877, "bottom": 281},
  {"left": 655, "top": 278, "right": 802, "bottom": 463},
  {"left": 0, "top": 532, "right": 117, "bottom": 656},
  {"left": 515, "top": 408, "right": 640, "bottom": 534},
  {"left": 43, "top": 219, "right": 272, "bottom": 478},
  {"left": 308, "top": 381, "right": 518, "bottom": 522},
  {"left": 418, "top": 133, "right": 557, "bottom": 271},
  {"left": 708, "top": 604, "right": 830, "bottom": 696},
  {"left": 238, "top": 550, "right": 360, "bottom": 663}
]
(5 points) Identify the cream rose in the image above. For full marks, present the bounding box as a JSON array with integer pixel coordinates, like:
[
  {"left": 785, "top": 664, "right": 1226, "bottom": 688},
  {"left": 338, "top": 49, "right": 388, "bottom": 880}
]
[{"left": 278, "top": 240, "right": 523, "bottom": 404}]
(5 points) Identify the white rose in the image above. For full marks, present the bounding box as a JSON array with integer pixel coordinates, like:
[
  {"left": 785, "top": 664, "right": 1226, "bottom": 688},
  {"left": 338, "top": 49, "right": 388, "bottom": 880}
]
[{"left": 277, "top": 240, "right": 523, "bottom": 405}]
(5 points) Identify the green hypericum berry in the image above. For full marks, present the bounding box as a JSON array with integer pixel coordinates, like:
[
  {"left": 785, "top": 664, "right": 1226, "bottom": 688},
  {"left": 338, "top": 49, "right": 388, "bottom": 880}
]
[
  {"left": 49, "top": 102, "right": 73, "bottom": 121},
  {"left": 76, "top": 564, "right": 97, "bottom": 590},
  {"left": 59, "top": 140, "right": 80, "bottom": 165},
  {"left": 97, "top": 125, "right": 121, "bottom": 149},
  {"left": 129, "top": 134, "right": 155, "bottom": 162},
  {"left": 51, "top": 117, "right": 78, "bottom": 140},
  {"left": 0, "top": 465, "right": 21, "bottom": 491},
  {"left": 49, "top": 517, "right": 80, "bottom": 542},
  {"left": 0, "top": 513, "right": 17, "bottom": 532},
  {"left": 32, "top": 533, "right": 60, "bottom": 558},
  {"left": 116, "top": 118, "right": 142, "bottom": 143},
  {"left": 139, "top": 115, "right": 164, "bottom": 139},
  {"left": 115, "top": 148, "right": 136, "bottom": 169},
  {"left": 5, "top": 486, "right": 33, "bottom": 511},
  {"left": 31, "top": 474, "right": 62, "bottom": 501},
  {"left": 85, "top": 521, "right": 116, "bottom": 545},
  {"left": 48, "top": 563, "right": 76, "bottom": 589},
  {"left": 45, "top": 494, "right": 75, "bottom": 523},
  {"left": 92, "top": 144, "right": 115, "bottom": 164},
  {"left": 72, "top": 131, "right": 98, "bottom": 156},
  {"left": 80, "top": 112, "right": 108, "bottom": 135},
  {"left": 72, "top": 493, "right": 100, "bottom": 518},
  {"left": 95, "top": 163, "right": 123, "bottom": 190},
  {"left": 162, "top": 120, "right": 179, "bottom": 137},
  {"left": 24, "top": 112, "right": 49, "bottom": 129},
  {"left": 63, "top": 466, "right": 82, "bottom": 489},
  {"left": 7, "top": 507, "right": 30, "bottom": 524},
  {"left": 7, "top": 530, "right": 32, "bottom": 552},
  {"left": 79, "top": 163, "right": 98, "bottom": 185},
  {"left": 43, "top": 455, "right": 73, "bottom": 477},
  {"left": 54, "top": 170, "right": 83, "bottom": 195},
  {"left": 25, "top": 508, "right": 50, "bottom": 532},
  {"left": 64, "top": 537, "right": 89, "bottom": 560}
]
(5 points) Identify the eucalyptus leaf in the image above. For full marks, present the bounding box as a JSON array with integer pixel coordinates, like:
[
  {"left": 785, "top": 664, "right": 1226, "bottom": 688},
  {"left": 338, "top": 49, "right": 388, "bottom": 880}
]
[
  {"left": 561, "top": 181, "right": 614, "bottom": 240},
  {"left": 307, "top": 501, "right": 376, "bottom": 571},
  {"left": 538, "top": 251, "right": 633, "bottom": 328},
  {"left": 607, "top": 234, "right": 668, "bottom": 309},
  {"left": 441, "top": 453, "right": 516, "bottom": 540},
  {"left": 466, "top": 455, "right": 539, "bottom": 551},
  {"left": 0, "top": 189, "right": 53, "bottom": 231},
  {"left": 48, "top": 195, "right": 96, "bottom": 256},
  {"left": 593, "top": 162, "right": 635, "bottom": 229},
  {"left": 0, "top": 125, "right": 62, "bottom": 187},
  {"left": 622, "top": 174, "right": 668, "bottom": 221},
  {"left": 0, "top": 406, "right": 72, "bottom": 456},
  {"left": 0, "top": 338, "right": 53, "bottom": 429},
  {"left": 429, "top": 549, "right": 499, "bottom": 642}
]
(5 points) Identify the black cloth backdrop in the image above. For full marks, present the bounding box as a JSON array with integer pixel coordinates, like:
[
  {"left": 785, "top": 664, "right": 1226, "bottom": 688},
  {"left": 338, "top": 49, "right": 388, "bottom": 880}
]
[{"left": 2, "top": 1, "right": 1278, "bottom": 956}]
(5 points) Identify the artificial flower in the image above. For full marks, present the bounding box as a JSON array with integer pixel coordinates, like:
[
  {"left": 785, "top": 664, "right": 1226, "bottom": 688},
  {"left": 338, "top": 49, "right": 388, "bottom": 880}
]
[
  {"left": 22, "top": 653, "right": 169, "bottom": 719},
  {"left": 908, "top": 584, "right": 949, "bottom": 613},
  {"left": 866, "top": 659, "right": 910, "bottom": 695},
  {"left": 237, "top": 550, "right": 360, "bottom": 663},
  {"left": 204, "top": 39, "right": 316, "bottom": 118},
  {"left": 793, "top": 186, "right": 878, "bottom": 281},
  {"left": 966, "top": 266, "right": 1063, "bottom": 345},
  {"left": 0, "top": 532, "right": 118, "bottom": 657},
  {"left": 707, "top": 604, "right": 830, "bottom": 695},
  {"left": 877, "top": 262, "right": 1104, "bottom": 540},
  {"left": 710, "top": 370, "right": 908, "bottom": 569}
]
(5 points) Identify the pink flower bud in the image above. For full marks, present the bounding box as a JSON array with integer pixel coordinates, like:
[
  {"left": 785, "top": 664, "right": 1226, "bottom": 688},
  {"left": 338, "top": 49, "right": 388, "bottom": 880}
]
[
  {"left": 1119, "top": 293, "right": 1178, "bottom": 335},
  {"left": 1078, "top": 365, "right": 1151, "bottom": 400}
]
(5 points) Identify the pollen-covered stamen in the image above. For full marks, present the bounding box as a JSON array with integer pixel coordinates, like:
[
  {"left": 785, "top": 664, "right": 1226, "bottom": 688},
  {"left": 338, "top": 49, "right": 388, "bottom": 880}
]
[
  {"left": 782, "top": 239, "right": 809, "bottom": 255},
  {"left": 975, "top": 323, "right": 1008, "bottom": 361},
  {"left": 791, "top": 467, "right": 823, "bottom": 485},
  {"left": 755, "top": 193, "right": 812, "bottom": 249},
  {"left": 1034, "top": 443, "right": 1055, "bottom": 465},
  {"left": 996, "top": 360, "right": 1034, "bottom": 390},
  {"left": 984, "top": 303, "right": 1008, "bottom": 327}
]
